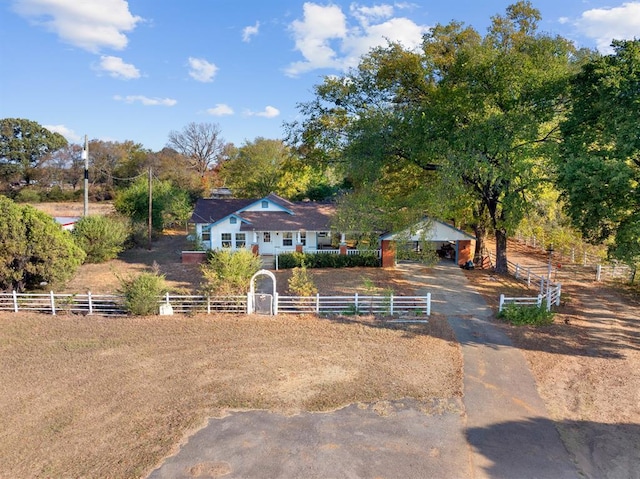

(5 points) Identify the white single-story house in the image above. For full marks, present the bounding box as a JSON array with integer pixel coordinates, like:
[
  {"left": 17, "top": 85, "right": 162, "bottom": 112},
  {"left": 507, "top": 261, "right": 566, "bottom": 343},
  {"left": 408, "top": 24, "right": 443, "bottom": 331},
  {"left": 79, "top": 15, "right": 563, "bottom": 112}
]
[
  {"left": 185, "top": 193, "right": 476, "bottom": 268},
  {"left": 187, "top": 193, "right": 337, "bottom": 258}
]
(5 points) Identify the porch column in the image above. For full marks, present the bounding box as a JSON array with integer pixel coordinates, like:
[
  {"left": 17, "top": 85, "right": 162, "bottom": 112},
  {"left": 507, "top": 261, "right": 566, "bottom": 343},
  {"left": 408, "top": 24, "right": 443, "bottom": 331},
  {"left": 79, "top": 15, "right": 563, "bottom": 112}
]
[{"left": 339, "top": 232, "right": 347, "bottom": 255}]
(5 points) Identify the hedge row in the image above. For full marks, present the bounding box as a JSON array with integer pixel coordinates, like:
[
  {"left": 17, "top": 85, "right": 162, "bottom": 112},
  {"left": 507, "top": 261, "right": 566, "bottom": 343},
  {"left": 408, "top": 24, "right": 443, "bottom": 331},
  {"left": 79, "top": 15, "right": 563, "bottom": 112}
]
[{"left": 278, "top": 251, "right": 380, "bottom": 269}]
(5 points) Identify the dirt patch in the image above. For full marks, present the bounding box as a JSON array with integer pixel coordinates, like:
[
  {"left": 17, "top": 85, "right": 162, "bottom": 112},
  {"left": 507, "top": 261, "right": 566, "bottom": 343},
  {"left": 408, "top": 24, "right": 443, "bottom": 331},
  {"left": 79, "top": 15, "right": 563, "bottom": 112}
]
[{"left": 466, "top": 239, "right": 640, "bottom": 478}]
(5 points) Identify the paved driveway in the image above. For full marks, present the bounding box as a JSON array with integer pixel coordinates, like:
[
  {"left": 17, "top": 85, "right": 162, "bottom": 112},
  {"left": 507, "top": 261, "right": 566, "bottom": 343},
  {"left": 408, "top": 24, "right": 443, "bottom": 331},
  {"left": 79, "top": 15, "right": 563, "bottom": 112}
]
[{"left": 148, "top": 261, "right": 579, "bottom": 479}]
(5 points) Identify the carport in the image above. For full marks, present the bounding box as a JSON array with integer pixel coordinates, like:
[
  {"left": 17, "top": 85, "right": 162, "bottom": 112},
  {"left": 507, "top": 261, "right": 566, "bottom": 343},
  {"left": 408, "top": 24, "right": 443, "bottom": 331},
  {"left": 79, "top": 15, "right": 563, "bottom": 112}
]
[{"left": 380, "top": 219, "right": 476, "bottom": 268}]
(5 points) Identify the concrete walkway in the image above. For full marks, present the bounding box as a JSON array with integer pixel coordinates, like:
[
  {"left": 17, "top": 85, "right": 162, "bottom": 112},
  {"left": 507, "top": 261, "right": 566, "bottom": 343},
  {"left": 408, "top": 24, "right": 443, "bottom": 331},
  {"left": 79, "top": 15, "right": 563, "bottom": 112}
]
[
  {"left": 148, "top": 262, "right": 580, "bottom": 479},
  {"left": 397, "top": 260, "right": 579, "bottom": 478}
]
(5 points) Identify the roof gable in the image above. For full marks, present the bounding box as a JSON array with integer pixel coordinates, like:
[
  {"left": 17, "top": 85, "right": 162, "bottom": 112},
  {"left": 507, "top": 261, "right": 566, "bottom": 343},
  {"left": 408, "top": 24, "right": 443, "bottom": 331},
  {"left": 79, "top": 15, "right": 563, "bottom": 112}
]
[
  {"left": 237, "top": 194, "right": 294, "bottom": 215},
  {"left": 380, "top": 219, "right": 476, "bottom": 241}
]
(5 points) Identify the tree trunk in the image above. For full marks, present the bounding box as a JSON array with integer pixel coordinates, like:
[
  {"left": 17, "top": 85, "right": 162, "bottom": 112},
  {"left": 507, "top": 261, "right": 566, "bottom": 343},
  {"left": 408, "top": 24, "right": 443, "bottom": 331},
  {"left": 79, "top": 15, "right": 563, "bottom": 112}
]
[
  {"left": 473, "top": 223, "right": 487, "bottom": 263},
  {"left": 494, "top": 228, "right": 508, "bottom": 274}
]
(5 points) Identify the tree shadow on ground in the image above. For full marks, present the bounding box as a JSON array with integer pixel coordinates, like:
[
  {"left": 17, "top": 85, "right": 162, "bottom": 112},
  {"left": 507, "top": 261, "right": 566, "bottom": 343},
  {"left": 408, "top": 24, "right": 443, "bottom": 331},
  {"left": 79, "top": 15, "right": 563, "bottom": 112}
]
[{"left": 466, "top": 417, "right": 640, "bottom": 479}]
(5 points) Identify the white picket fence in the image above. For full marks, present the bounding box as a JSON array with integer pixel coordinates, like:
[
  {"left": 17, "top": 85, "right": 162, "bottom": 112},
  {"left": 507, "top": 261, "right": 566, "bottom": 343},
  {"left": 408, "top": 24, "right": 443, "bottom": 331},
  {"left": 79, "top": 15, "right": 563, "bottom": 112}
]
[
  {"left": 499, "top": 283, "right": 562, "bottom": 313},
  {"left": 489, "top": 253, "right": 563, "bottom": 312},
  {"left": 276, "top": 293, "right": 431, "bottom": 317},
  {"left": 0, "top": 291, "right": 430, "bottom": 318}
]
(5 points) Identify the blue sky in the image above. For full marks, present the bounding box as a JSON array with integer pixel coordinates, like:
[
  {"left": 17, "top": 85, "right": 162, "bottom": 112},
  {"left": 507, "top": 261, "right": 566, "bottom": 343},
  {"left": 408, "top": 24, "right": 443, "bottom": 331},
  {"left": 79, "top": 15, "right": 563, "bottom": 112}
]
[{"left": 1, "top": 1, "right": 638, "bottom": 152}]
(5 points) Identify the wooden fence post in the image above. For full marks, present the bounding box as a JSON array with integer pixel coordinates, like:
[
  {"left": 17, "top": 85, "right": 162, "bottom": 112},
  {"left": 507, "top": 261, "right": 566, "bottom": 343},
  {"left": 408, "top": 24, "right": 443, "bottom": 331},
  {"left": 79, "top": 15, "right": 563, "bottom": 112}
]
[
  {"left": 247, "top": 292, "right": 252, "bottom": 314},
  {"left": 596, "top": 264, "right": 602, "bottom": 281},
  {"left": 426, "top": 293, "right": 431, "bottom": 316},
  {"left": 499, "top": 294, "right": 505, "bottom": 312},
  {"left": 13, "top": 290, "right": 18, "bottom": 313},
  {"left": 316, "top": 293, "right": 320, "bottom": 314},
  {"left": 88, "top": 291, "right": 93, "bottom": 315}
]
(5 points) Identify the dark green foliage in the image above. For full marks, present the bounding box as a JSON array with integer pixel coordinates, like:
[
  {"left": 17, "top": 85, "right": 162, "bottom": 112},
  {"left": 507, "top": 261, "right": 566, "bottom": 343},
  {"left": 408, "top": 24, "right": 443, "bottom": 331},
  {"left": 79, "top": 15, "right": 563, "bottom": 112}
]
[
  {"left": 278, "top": 252, "right": 380, "bottom": 269},
  {"left": 0, "top": 118, "right": 68, "bottom": 186},
  {"left": 558, "top": 40, "right": 640, "bottom": 269},
  {"left": 114, "top": 177, "right": 192, "bottom": 231},
  {"left": 0, "top": 196, "right": 85, "bottom": 292},
  {"left": 497, "top": 304, "right": 554, "bottom": 325},
  {"left": 72, "top": 215, "right": 130, "bottom": 263},
  {"left": 117, "top": 269, "right": 167, "bottom": 315}
]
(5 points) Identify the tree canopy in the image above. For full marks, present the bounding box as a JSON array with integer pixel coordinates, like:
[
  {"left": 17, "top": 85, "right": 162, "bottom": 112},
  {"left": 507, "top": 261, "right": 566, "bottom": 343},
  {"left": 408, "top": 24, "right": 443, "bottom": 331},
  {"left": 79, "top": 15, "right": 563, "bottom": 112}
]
[
  {"left": 167, "top": 122, "right": 227, "bottom": 179},
  {"left": 0, "top": 118, "right": 68, "bottom": 186},
  {"left": 558, "top": 39, "right": 640, "bottom": 268},
  {"left": 0, "top": 196, "right": 85, "bottom": 292},
  {"left": 220, "top": 137, "right": 330, "bottom": 199},
  {"left": 288, "top": 1, "right": 580, "bottom": 272}
]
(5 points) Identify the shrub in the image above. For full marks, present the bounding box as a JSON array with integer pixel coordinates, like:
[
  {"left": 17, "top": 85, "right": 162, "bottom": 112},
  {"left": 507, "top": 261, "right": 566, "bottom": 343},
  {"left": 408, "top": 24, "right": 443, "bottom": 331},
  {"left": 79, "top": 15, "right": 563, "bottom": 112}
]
[
  {"left": 14, "top": 187, "right": 41, "bottom": 203},
  {"left": 497, "top": 304, "right": 555, "bottom": 326},
  {"left": 201, "top": 249, "right": 262, "bottom": 295},
  {"left": 0, "top": 196, "right": 85, "bottom": 291},
  {"left": 117, "top": 267, "right": 167, "bottom": 315},
  {"left": 72, "top": 215, "right": 130, "bottom": 263},
  {"left": 288, "top": 264, "right": 318, "bottom": 296},
  {"left": 278, "top": 252, "right": 380, "bottom": 269}
]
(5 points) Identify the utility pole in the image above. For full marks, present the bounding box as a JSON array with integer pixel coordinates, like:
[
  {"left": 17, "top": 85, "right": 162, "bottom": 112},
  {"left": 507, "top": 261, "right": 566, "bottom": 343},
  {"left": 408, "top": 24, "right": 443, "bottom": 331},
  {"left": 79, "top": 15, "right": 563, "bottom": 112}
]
[
  {"left": 82, "top": 135, "right": 89, "bottom": 216},
  {"left": 148, "top": 166, "right": 153, "bottom": 250}
]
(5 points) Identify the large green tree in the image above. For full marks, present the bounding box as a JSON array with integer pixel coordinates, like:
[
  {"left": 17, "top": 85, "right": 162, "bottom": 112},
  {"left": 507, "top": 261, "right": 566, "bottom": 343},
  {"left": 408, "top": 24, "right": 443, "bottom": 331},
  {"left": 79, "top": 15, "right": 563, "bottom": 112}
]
[
  {"left": 288, "top": 2, "right": 579, "bottom": 273},
  {"left": 220, "top": 137, "right": 327, "bottom": 199},
  {"left": 558, "top": 40, "right": 640, "bottom": 269},
  {"left": 0, "top": 196, "right": 85, "bottom": 292},
  {"left": 0, "top": 118, "right": 67, "bottom": 186},
  {"left": 114, "top": 177, "right": 192, "bottom": 231}
]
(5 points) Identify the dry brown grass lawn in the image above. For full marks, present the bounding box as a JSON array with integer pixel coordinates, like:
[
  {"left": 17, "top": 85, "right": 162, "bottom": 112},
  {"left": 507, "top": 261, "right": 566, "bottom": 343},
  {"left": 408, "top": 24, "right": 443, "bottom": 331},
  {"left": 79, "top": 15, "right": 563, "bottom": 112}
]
[
  {"left": 1, "top": 208, "right": 461, "bottom": 478},
  {"left": 0, "top": 313, "right": 461, "bottom": 479}
]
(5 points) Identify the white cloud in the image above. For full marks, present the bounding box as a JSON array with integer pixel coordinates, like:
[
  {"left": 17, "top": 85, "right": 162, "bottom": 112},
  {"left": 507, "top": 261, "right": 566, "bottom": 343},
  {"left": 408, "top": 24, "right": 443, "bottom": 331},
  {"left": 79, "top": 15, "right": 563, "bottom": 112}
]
[
  {"left": 286, "top": 3, "right": 348, "bottom": 75},
  {"left": 350, "top": 4, "right": 394, "bottom": 26},
  {"left": 188, "top": 57, "right": 218, "bottom": 82},
  {"left": 44, "top": 124, "right": 80, "bottom": 143},
  {"left": 207, "top": 104, "right": 234, "bottom": 116},
  {"left": 97, "top": 55, "right": 140, "bottom": 79},
  {"left": 246, "top": 106, "right": 280, "bottom": 118},
  {"left": 11, "top": 0, "right": 142, "bottom": 53},
  {"left": 285, "top": 2, "right": 428, "bottom": 77},
  {"left": 243, "top": 21, "right": 260, "bottom": 42},
  {"left": 575, "top": 2, "right": 640, "bottom": 52},
  {"left": 113, "top": 95, "right": 177, "bottom": 106}
]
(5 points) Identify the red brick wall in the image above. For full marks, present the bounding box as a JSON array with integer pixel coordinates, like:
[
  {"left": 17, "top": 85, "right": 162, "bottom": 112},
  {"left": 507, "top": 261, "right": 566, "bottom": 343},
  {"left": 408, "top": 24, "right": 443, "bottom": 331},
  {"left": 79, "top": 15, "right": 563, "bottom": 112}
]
[
  {"left": 457, "top": 240, "right": 472, "bottom": 266},
  {"left": 381, "top": 240, "right": 395, "bottom": 268},
  {"left": 181, "top": 251, "right": 207, "bottom": 264}
]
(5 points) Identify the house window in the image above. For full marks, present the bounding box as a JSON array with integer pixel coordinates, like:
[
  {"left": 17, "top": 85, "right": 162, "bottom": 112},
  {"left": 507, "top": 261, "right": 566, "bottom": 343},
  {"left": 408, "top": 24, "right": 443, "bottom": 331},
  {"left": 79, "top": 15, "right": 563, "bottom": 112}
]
[
  {"left": 235, "top": 233, "right": 246, "bottom": 248},
  {"left": 230, "top": 217, "right": 237, "bottom": 224},
  {"left": 202, "top": 230, "right": 211, "bottom": 242},
  {"left": 283, "top": 232, "right": 293, "bottom": 246},
  {"left": 221, "top": 233, "right": 232, "bottom": 248},
  {"left": 261, "top": 200, "right": 269, "bottom": 208},
  {"left": 300, "top": 232, "right": 306, "bottom": 246},
  {"left": 263, "top": 232, "right": 271, "bottom": 243}
]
